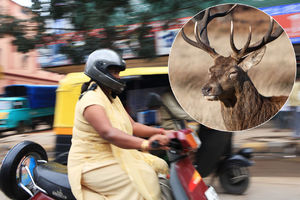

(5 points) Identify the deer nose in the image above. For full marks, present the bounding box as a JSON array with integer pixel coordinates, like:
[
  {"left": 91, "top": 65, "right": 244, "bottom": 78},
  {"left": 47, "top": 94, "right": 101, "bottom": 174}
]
[{"left": 202, "top": 85, "right": 212, "bottom": 95}]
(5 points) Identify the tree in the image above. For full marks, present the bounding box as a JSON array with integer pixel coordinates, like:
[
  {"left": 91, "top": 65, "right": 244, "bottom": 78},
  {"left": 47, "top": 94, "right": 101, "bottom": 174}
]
[{"left": 0, "top": 0, "right": 228, "bottom": 64}]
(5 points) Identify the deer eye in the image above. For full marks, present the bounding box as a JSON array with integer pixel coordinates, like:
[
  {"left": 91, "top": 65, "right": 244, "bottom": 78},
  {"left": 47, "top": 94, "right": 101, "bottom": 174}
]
[{"left": 229, "top": 71, "right": 238, "bottom": 79}]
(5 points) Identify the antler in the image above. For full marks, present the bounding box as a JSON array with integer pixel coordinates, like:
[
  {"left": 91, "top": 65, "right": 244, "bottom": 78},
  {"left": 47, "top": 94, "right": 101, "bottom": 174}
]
[
  {"left": 181, "top": 4, "right": 237, "bottom": 59},
  {"left": 230, "top": 16, "right": 284, "bottom": 61}
]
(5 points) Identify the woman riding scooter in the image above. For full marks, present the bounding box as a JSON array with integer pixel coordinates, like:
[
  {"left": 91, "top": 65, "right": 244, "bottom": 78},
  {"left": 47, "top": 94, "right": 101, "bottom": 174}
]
[
  {"left": 67, "top": 49, "right": 173, "bottom": 200},
  {"left": 0, "top": 50, "right": 219, "bottom": 200}
]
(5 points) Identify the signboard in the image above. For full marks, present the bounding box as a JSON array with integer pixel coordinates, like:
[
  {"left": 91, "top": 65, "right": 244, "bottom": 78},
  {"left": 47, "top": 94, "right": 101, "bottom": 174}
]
[
  {"left": 261, "top": 3, "right": 300, "bottom": 44},
  {"left": 37, "top": 44, "right": 72, "bottom": 67},
  {"left": 154, "top": 3, "right": 300, "bottom": 56},
  {"left": 38, "top": 19, "right": 74, "bottom": 67},
  {"left": 153, "top": 17, "right": 189, "bottom": 56},
  {"left": 155, "top": 29, "right": 179, "bottom": 55},
  {"left": 39, "top": 3, "right": 300, "bottom": 68}
]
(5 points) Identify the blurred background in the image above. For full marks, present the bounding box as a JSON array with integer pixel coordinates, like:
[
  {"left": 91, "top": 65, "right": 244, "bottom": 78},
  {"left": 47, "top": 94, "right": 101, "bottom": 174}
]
[{"left": 0, "top": 0, "right": 299, "bottom": 199}]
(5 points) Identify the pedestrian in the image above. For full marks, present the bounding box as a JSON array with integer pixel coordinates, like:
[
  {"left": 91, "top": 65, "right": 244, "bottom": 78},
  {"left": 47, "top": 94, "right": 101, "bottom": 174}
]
[
  {"left": 159, "top": 88, "right": 194, "bottom": 130},
  {"left": 288, "top": 81, "right": 300, "bottom": 137},
  {"left": 67, "top": 49, "right": 172, "bottom": 200}
]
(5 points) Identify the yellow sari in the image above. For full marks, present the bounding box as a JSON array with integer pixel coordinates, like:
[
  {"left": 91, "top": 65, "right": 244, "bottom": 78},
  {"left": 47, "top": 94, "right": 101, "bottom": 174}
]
[{"left": 67, "top": 85, "right": 168, "bottom": 200}]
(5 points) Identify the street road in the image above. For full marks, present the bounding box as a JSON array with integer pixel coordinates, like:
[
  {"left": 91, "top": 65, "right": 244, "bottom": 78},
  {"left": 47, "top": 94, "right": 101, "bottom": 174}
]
[
  {"left": 216, "top": 156, "right": 300, "bottom": 200},
  {"left": 0, "top": 129, "right": 300, "bottom": 200}
]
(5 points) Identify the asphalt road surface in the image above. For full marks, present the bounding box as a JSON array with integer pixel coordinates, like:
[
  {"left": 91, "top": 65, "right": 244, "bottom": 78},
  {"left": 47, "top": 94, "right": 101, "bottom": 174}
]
[{"left": 215, "top": 156, "right": 300, "bottom": 200}]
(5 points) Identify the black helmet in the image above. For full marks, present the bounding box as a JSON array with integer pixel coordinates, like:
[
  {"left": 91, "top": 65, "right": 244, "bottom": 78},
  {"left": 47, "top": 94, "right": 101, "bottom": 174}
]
[{"left": 84, "top": 49, "right": 126, "bottom": 95}]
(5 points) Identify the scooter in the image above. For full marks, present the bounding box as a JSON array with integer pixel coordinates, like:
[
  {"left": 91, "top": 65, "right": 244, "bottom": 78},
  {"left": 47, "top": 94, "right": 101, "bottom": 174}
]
[
  {"left": 145, "top": 92, "right": 253, "bottom": 195},
  {"left": 195, "top": 125, "right": 253, "bottom": 195},
  {"left": 0, "top": 129, "right": 219, "bottom": 200}
]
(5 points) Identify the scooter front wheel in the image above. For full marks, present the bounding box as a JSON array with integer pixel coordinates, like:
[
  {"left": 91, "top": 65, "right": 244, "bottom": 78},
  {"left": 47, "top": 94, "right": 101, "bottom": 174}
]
[
  {"left": 0, "top": 141, "right": 48, "bottom": 200},
  {"left": 219, "top": 164, "right": 250, "bottom": 195}
]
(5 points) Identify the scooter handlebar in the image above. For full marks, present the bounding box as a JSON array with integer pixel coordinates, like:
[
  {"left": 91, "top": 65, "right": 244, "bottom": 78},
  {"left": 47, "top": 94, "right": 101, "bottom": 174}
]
[
  {"left": 150, "top": 139, "right": 182, "bottom": 150},
  {"left": 150, "top": 129, "right": 197, "bottom": 150},
  {"left": 150, "top": 140, "right": 161, "bottom": 148}
]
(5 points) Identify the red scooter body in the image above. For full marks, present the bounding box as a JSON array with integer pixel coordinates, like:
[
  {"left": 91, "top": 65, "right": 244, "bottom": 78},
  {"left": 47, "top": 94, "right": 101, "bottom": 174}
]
[
  {"left": 30, "top": 192, "right": 54, "bottom": 200},
  {"left": 175, "top": 158, "right": 208, "bottom": 199},
  {"left": 167, "top": 129, "right": 219, "bottom": 200}
]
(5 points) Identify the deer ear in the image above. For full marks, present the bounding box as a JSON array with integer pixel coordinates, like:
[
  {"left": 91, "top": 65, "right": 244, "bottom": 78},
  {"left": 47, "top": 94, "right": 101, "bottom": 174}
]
[{"left": 239, "top": 46, "right": 266, "bottom": 72}]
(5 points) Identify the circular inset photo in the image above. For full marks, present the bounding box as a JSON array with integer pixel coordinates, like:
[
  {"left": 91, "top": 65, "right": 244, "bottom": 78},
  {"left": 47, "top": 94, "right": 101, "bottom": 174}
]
[{"left": 169, "top": 4, "right": 296, "bottom": 131}]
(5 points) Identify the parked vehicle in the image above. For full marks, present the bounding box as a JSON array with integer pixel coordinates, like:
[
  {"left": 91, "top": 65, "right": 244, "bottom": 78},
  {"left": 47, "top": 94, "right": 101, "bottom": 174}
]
[
  {"left": 0, "top": 85, "right": 57, "bottom": 133},
  {"left": 0, "top": 129, "right": 219, "bottom": 200}
]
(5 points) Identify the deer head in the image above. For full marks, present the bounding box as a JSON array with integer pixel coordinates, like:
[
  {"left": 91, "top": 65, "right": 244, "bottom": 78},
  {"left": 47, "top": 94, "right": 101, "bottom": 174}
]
[{"left": 181, "top": 4, "right": 283, "bottom": 106}]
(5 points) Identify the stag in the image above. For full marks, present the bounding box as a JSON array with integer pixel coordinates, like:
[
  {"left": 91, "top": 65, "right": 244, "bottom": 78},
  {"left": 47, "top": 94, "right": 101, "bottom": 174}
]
[{"left": 181, "top": 4, "right": 287, "bottom": 131}]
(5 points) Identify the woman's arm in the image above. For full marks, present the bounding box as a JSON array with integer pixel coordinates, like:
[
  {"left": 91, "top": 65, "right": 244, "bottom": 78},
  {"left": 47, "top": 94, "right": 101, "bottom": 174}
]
[
  {"left": 128, "top": 114, "right": 166, "bottom": 138},
  {"left": 84, "top": 105, "right": 169, "bottom": 150}
]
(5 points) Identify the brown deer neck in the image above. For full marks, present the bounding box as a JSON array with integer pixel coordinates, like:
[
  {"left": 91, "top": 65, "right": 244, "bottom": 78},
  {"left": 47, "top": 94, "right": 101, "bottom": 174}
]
[
  {"left": 220, "top": 78, "right": 264, "bottom": 130},
  {"left": 222, "top": 78, "right": 262, "bottom": 107}
]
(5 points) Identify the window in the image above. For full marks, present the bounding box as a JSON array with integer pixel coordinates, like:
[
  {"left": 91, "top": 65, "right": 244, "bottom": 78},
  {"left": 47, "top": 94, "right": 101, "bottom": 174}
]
[{"left": 0, "top": 101, "right": 12, "bottom": 110}]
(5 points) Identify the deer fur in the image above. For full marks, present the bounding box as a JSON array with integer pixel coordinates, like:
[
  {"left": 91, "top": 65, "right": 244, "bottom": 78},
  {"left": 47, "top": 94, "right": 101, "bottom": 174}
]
[
  {"left": 201, "top": 53, "right": 287, "bottom": 131},
  {"left": 181, "top": 4, "right": 286, "bottom": 131},
  {"left": 214, "top": 57, "right": 287, "bottom": 130}
]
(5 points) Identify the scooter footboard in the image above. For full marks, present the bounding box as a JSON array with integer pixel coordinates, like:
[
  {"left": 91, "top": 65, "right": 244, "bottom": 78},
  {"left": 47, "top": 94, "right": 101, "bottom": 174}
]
[
  {"left": 169, "top": 164, "right": 189, "bottom": 200},
  {"left": 170, "top": 158, "right": 212, "bottom": 200}
]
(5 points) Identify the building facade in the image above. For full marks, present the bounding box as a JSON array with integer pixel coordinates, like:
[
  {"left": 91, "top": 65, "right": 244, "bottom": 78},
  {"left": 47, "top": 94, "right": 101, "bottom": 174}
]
[{"left": 0, "top": 0, "right": 64, "bottom": 93}]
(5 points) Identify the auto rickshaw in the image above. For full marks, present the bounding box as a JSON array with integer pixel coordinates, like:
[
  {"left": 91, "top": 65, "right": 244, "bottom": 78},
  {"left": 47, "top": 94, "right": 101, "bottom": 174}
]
[{"left": 53, "top": 67, "right": 170, "bottom": 163}]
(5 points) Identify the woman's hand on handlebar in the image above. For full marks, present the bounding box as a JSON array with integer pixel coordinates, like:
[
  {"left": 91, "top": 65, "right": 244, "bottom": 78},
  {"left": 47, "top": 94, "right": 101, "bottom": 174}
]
[
  {"left": 159, "top": 129, "right": 174, "bottom": 136},
  {"left": 148, "top": 134, "right": 170, "bottom": 150}
]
